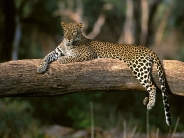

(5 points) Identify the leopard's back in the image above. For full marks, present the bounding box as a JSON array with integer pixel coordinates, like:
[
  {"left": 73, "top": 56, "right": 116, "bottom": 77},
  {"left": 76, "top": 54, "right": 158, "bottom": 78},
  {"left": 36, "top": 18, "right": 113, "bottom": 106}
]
[
  {"left": 90, "top": 41, "right": 150, "bottom": 62},
  {"left": 89, "top": 40, "right": 172, "bottom": 125}
]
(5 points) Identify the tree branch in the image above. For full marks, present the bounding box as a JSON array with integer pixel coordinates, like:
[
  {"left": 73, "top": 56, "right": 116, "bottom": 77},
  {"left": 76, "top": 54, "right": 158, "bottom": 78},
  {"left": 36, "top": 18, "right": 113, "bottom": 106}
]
[{"left": 0, "top": 59, "right": 183, "bottom": 97}]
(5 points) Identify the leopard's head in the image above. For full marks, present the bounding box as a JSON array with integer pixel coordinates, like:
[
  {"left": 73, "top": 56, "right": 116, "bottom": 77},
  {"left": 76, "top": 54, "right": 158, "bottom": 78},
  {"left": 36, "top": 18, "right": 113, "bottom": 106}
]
[{"left": 61, "top": 22, "right": 83, "bottom": 46}]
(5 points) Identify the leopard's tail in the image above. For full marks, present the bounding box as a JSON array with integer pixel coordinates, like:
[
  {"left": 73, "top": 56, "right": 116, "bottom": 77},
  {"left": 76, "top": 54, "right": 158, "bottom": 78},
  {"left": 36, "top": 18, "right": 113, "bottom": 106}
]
[{"left": 152, "top": 52, "right": 172, "bottom": 126}]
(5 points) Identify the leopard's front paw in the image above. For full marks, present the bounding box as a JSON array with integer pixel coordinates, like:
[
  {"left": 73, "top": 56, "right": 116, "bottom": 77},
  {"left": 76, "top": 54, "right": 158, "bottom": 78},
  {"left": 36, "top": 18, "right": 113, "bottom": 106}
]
[
  {"left": 37, "top": 63, "right": 48, "bottom": 73},
  {"left": 37, "top": 66, "right": 46, "bottom": 73}
]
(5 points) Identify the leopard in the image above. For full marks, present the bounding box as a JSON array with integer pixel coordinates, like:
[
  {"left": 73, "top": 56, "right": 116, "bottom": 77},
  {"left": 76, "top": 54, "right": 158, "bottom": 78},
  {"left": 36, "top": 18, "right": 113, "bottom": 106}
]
[{"left": 37, "top": 22, "right": 172, "bottom": 126}]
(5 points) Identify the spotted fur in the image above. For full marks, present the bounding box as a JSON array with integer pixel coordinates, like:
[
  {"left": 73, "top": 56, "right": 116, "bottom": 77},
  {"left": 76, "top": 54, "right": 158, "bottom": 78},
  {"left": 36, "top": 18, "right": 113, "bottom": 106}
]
[{"left": 37, "top": 22, "right": 172, "bottom": 126}]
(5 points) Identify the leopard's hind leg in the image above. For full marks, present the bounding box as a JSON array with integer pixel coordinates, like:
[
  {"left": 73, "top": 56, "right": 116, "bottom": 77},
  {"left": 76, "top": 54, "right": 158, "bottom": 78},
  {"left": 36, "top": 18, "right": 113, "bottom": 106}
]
[{"left": 129, "top": 55, "right": 156, "bottom": 110}]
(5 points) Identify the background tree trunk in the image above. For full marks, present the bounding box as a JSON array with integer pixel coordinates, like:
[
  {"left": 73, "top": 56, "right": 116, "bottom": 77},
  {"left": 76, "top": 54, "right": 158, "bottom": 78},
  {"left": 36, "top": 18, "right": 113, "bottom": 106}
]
[
  {"left": 0, "top": 59, "right": 183, "bottom": 97},
  {"left": 1, "top": 0, "right": 16, "bottom": 61}
]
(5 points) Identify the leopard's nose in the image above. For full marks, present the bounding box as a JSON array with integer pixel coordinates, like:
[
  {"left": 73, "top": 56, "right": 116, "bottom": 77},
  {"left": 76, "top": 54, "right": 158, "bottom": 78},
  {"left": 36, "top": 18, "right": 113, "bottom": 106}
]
[
  {"left": 67, "top": 38, "right": 72, "bottom": 44},
  {"left": 67, "top": 35, "right": 72, "bottom": 41}
]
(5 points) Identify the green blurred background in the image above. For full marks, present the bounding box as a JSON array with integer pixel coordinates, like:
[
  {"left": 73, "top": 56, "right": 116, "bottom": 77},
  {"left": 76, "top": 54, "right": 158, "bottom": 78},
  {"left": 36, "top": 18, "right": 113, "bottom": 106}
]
[{"left": 0, "top": 0, "right": 184, "bottom": 137}]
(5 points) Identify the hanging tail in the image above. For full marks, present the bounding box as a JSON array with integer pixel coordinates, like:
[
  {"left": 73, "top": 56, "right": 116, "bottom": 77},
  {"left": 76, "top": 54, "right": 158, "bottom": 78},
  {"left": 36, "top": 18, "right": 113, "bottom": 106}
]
[{"left": 152, "top": 52, "right": 172, "bottom": 126}]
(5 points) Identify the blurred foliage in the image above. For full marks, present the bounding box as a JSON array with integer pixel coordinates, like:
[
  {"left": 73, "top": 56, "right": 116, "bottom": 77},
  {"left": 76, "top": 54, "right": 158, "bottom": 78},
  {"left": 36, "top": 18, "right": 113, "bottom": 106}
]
[
  {"left": 1, "top": 0, "right": 184, "bottom": 136},
  {"left": 0, "top": 98, "right": 44, "bottom": 138},
  {"left": 27, "top": 92, "right": 102, "bottom": 128}
]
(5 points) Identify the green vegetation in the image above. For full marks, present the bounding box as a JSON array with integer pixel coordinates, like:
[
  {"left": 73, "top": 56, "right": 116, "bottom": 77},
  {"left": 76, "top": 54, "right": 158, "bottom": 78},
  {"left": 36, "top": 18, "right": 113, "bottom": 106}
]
[
  {"left": 0, "top": 0, "right": 184, "bottom": 137},
  {"left": 0, "top": 98, "right": 44, "bottom": 138}
]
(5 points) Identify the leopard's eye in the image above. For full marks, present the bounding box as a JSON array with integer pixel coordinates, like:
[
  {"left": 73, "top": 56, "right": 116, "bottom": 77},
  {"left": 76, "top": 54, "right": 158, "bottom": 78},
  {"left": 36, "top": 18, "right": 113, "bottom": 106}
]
[
  {"left": 73, "top": 31, "right": 77, "bottom": 35},
  {"left": 64, "top": 29, "right": 68, "bottom": 33}
]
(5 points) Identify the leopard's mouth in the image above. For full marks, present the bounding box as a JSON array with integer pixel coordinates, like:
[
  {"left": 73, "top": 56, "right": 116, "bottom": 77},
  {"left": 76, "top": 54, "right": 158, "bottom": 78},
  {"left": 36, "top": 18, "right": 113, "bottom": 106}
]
[
  {"left": 66, "top": 43, "right": 71, "bottom": 46},
  {"left": 65, "top": 40, "right": 78, "bottom": 46}
]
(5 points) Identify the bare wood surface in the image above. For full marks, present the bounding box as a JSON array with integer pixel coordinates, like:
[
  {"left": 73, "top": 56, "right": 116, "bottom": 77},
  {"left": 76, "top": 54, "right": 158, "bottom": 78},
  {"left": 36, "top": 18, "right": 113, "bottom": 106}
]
[{"left": 0, "top": 59, "right": 183, "bottom": 97}]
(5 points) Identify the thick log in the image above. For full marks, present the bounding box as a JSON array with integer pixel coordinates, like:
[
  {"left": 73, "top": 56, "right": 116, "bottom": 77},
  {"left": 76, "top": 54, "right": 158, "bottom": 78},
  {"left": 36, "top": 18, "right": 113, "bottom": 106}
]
[{"left": 0, "top": 59, "right": 183, "bottom": 97}]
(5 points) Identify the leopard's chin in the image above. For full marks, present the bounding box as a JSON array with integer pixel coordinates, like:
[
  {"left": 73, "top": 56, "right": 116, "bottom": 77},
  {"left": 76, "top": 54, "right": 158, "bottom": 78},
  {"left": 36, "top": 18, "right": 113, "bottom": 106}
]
[{"left": 66, "top": 43, "right": 72, "bottom": 46}]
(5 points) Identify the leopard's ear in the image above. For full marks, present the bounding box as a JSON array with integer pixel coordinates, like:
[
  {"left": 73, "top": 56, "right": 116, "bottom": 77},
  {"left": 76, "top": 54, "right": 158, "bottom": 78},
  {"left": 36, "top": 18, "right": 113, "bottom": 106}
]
[
  {"left": 61, "top": 22, "right": 66, "bottom": 28},
  {"left": 78, "top": 23, "right": 83, "bottom": 28}
]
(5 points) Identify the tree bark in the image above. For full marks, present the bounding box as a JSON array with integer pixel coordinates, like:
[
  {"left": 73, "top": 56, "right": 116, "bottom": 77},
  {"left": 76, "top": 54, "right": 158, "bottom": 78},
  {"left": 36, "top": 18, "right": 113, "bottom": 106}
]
[{"left": 0, "top": 59, "right": 183, "bottom": 97}]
